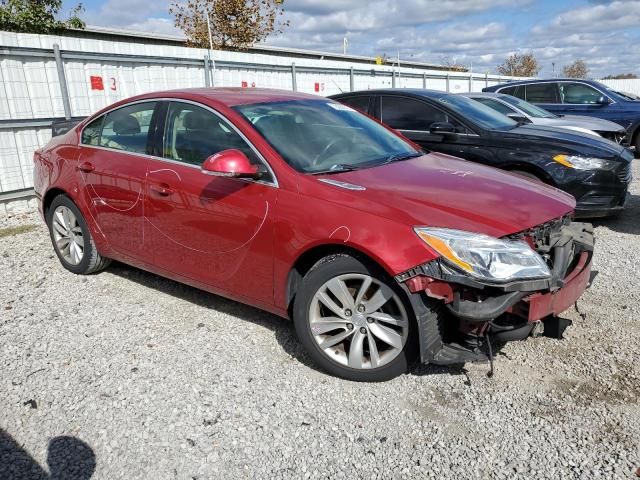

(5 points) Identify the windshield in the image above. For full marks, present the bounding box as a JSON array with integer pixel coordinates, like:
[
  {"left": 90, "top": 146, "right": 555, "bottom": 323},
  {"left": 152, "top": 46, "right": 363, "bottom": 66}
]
[
  {"left": 499, "top": 95, "right": 557, "bottom": 118},
  {"left": 606, "top": 88, "right": 638, "bottom": 101},
  {"left": 437, "top": 95, "right": 517, "bottom": 130},
  {"left": 234, "top": 99, "right": 420, "bottom": 173}
]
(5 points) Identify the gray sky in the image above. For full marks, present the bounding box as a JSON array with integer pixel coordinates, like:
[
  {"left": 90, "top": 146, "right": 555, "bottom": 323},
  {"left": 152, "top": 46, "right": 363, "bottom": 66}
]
[{"left": 76, "top": 0, "right": 640, "bottom": 78}]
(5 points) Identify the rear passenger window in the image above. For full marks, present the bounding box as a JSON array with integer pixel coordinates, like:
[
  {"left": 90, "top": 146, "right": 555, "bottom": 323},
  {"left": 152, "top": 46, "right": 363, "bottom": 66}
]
[
  {"left": 338, "top": 96, "right": 370, "bottom": 114},
  {"left": 525, "top": 84, "right": 558, "bottom": 103},
  {"left": 163, "top": 102, "right": 271, "bottom": 180},
  {"left": 497, "top": 85, "right": 525, "bottom": 99},
  {"left": 99, "top": 102, "right": 157, "bottom": 154}
]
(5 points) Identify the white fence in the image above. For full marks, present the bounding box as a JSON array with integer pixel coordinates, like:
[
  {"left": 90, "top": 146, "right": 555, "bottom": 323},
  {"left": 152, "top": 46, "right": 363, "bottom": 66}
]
[
  {"left": 0, "top": 31, "right": 519, "bottom": 195},
  {"left": 598, "top": 79, "right": 640, "bottom": 97}
]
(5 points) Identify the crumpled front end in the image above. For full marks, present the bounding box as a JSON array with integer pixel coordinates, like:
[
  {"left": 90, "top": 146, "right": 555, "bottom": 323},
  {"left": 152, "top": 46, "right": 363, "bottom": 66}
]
[{"left": 397, "top": 216, "right": 594, "bottom": 367}]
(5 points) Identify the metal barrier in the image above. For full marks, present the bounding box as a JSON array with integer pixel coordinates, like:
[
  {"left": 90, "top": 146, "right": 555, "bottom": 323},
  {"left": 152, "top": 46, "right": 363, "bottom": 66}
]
[{"left": 0, "top": 37, "right": 514, "bottom": 197}]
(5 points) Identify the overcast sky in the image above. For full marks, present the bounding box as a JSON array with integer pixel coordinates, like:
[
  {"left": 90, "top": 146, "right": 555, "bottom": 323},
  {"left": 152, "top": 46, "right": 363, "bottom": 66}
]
[{"left": 70, "top": 0, "right": 640, "bottom": 78}]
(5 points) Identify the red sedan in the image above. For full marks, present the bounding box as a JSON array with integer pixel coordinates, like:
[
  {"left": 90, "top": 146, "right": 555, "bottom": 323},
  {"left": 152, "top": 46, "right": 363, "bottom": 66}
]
[{"left": 33, "top": 88, "right": 594, "bottom": 381}]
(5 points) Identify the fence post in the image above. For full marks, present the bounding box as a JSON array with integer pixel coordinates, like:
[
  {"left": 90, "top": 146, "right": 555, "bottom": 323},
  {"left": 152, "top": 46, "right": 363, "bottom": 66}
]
[
  {"left": 468, "top": 73, "right": 473, "bottom": 92},
  {"left": 422, "top": 72, "right": 427, "bottom": 89},
  {"left": 392, "top": 69, "right": 396, "bottom": 88},
  {"left": 291, "top": 62, "right": 297, "bottom": 91},
  {"left": 350, "top": 67, "right": 354, "bottom": 92},
  {"left": 485, "top": 73, "right": 488, "bottom": 88},
  {"left": 210, "top": 57, "right": 216, "bottom": 87},
  {"left": 204, "top": 54, "right": 211, "bottom": 87},
  {"left": 53, "top": 44, "right": 71, "bottom": 120},
  {"left": 446, "top": 74, "right": 450, "bottom": 92}
]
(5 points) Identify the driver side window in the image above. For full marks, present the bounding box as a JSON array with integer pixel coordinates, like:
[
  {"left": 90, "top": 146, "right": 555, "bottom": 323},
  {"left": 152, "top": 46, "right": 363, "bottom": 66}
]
[
  {"left": 381, "top": 96, "right": 467, "bottom": 133},
  {"left": 163, "top": 102, "right": 272, "bottom": 181},
  {"left": 560, "top": 83, "right": 604, "bottom": 104}
]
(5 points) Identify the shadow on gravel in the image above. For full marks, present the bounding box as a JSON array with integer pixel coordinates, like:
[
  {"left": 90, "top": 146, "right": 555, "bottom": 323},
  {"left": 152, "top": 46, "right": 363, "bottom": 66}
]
[
  {"left": 0, "top": 429, "right": 96, "bottom": 479},
  {"left": 591, "top": 193, "right": 640, "bottom": 235},
  {"left": 106, "top": 262, "right": 324, "bottom": 374},
  {"left": 107, "top": 262, "right": 489, "bottom": 381}
]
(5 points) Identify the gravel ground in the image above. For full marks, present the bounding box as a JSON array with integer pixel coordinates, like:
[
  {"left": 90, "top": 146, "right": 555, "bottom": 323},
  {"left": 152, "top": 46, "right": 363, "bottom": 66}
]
[{"left": 1, "top": 165, "right": 639, "bottom": 480}]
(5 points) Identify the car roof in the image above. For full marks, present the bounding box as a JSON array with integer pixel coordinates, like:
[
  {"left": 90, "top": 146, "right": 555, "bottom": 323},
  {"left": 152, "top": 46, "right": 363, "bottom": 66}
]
[
  {"left": 333, "top": 88, "right": 450, "bottom": 100},
  {"left": 485, "top": 78, "right": 602, "bottom": 91},
  {"left": 460, "top": 92, "right": 506, "bottom": 98},
  {"left": 115, "top": 87, "right": 324, "bottom": 107}
]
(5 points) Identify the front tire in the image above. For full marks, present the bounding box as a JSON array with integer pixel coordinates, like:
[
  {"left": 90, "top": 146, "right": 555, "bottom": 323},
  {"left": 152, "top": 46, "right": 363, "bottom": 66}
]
[
  {"left": 47, "top": 195, "right": 111, "bottom": 275},
  {"left": 293, "top": 254, "right": 418, "bottom": 382}
]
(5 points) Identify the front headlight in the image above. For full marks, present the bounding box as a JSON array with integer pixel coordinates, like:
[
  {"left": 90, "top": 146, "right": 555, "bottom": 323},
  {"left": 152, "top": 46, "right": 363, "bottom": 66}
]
[
  {"left": 414, "top": 227, "right": 551, "bottom": 283},
  {"left": 552, "top": 154, "right": 618, "bottom": 170}
]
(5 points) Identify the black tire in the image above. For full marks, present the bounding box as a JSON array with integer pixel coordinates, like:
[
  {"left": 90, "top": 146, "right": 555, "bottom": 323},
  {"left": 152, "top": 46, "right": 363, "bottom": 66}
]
[
  {"left": 46, "top": 195, "right": 111, "bottom": 275},
  {"left": 293, "top": 254, "right": 418, "bottom": 382},
  {"left": 634, "top": 133, "right": 640, "bottom": 158}
]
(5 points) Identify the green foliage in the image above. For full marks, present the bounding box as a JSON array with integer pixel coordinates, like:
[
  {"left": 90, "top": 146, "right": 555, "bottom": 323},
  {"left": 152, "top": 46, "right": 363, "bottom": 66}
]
[{"left": 0, "top": 0, "right": 85, "bottom": 34}]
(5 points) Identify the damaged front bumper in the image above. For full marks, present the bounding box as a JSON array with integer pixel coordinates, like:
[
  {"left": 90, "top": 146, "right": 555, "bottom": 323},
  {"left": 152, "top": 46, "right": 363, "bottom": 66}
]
[{"left": 397, "top": 219, "right": 594, "bottom": 366}]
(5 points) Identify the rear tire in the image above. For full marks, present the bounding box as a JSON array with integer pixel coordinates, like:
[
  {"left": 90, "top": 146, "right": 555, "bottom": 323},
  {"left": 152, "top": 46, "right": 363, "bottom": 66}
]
[
  {"left": 293, "top": 254, "right": 418, "bottom": 382},
  {"left": 47, "top": 195, "right": 111, "bottom": 275}
]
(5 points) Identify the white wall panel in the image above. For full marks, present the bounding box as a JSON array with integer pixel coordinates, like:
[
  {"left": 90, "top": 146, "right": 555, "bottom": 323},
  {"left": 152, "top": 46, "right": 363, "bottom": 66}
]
[
  {"left": 599, "top": 79, "right": 640, "bottom": 96},
  {"left": 0, "top": 31, "right": 521, "bottom": 193}
]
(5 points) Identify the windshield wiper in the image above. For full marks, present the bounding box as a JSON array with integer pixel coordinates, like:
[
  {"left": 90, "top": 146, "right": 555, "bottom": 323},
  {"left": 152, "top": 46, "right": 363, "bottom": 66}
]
[
  {"left": 382, "top": 152, "right": 423, "bottom": 164},
  {"left": 310, "top": 164, "right": 360, "bottom": 175}
]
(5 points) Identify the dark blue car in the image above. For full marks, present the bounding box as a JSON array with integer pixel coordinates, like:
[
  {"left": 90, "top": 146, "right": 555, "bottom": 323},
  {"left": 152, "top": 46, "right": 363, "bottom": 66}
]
[{"left": 483, "top": 79, "right": 640, "bottom": 154}]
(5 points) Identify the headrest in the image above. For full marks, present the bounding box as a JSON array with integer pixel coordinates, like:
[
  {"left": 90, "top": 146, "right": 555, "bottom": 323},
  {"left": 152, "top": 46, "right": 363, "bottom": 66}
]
[
  {"left": 184, "top": 110, "right": 218, "bottom": 130},
  {"left": 112, "top": 114, "right": 141, "bottom": 135}
]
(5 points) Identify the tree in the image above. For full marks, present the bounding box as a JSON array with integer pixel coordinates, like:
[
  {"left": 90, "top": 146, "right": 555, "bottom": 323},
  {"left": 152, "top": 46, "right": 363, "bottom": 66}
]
[
  {"left": 563, "top": 59, "right": 588, "bottom": 79},
  {"left": 496, "top": 52, "right": 541, "bottom": 77},
  {"left": 0, "top": 0, "right": 84, "bottom": 33},
  {"left": 602, "top": 73, "right": 638, "bottom": 80},
  {"left": 170, "top": 0, "right": 289, "bottom": 50}
]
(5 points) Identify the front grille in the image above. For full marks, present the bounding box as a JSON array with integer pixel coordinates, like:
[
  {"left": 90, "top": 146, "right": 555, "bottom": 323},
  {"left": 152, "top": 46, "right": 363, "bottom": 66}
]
[{"left": 506, "top": 214, "right": 571, "bottom": 249}]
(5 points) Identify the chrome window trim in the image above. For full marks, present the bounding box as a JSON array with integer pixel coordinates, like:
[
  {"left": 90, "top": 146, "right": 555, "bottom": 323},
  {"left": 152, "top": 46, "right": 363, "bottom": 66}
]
[
  {"left": 79, "top": 97, "right": 279, "bottom": 188},
  {"left": 496, "top": 80, "right": 616, "bottom": 106}
]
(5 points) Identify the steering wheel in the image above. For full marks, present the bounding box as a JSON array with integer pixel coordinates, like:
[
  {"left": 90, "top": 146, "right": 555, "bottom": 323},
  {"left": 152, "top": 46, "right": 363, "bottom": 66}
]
[{"left": 312, "top": 137, "right": 350, "bottom": 167}]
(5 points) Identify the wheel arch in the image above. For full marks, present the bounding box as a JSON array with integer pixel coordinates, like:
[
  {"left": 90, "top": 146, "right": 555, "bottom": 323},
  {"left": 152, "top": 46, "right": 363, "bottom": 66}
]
[
  {"left": 43, "top": 187, "right": 71, "bottom": 216},
  {"left": 285, "top": 243, "right": 396, "bottom": 318},
  {"left": 501, "top": 162, "right": 556, "bottom": 186}
]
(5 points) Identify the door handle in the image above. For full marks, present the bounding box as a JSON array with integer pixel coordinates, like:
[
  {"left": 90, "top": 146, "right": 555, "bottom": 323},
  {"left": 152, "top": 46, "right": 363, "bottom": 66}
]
[
  {"left": 149, "top": 183, "right": 174, "bottom": 196},
  {"left": 77, "top": 162, "right": 95, "bottom": 173}
]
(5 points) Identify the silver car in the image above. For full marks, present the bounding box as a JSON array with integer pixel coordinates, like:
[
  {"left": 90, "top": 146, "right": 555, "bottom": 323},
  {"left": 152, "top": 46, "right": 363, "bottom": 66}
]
[{"left": 463, "top": 92, "right": 627, "bottom": 144}]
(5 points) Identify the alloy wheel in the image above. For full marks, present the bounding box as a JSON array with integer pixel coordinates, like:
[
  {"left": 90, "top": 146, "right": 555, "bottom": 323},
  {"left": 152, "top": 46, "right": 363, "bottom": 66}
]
[
  {"left": 308, "top": 274, "right": 409, "bottom": 370},
  {"left": 51, "top": 205, "right": 85, "bottom": 265}
]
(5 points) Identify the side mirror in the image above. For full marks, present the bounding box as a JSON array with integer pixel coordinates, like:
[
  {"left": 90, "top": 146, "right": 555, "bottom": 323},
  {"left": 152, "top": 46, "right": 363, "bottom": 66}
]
[
  {"left": 597, "top": 96, "right": 612, "bottom": 105},
  {"left": 429, "top": 122, "right": 457, "bottom": 136},
  {"left": 506, "top": 112, "right": 531, "bottom": 124},
  {"left": 201, "top": 149, "right": 261, "bottom": 179}
]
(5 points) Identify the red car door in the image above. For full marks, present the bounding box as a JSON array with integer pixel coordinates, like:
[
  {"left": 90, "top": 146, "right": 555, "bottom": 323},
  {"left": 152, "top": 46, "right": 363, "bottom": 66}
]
[
  {"left": 144, "top": 101, "right": 278, "bottom": 304},
  {"left": 78, "top": 101, "right": 158, "bottom": 260}
]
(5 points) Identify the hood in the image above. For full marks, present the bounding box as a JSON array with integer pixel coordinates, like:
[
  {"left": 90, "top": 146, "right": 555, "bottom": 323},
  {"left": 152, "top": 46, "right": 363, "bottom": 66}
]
[
  {"left": 552, "top": 115, "right": 626, "bottom": 133},
  {"left": 502, "top": 124, "right": 626, "bottom": 157},
  {"left": 306, "top": 153, "right": 575, "bottom": 238}
]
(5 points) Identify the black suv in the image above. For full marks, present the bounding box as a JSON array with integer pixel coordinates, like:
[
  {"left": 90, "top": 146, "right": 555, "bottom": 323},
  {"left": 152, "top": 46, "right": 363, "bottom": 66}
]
[
  {"left": 331, "top": 89, "right": 633, "bottom": 217},
  {"left": 483, "top": 79, "right": 640, "bottom": 153}
]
